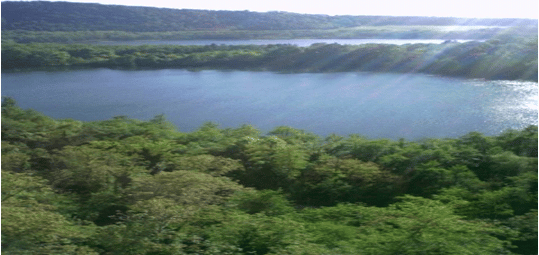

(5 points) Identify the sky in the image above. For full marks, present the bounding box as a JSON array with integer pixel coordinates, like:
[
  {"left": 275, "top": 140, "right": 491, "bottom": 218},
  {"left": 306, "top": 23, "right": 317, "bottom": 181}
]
[{"left": 43, "top": 0, "right": 538, "bottom": 19}]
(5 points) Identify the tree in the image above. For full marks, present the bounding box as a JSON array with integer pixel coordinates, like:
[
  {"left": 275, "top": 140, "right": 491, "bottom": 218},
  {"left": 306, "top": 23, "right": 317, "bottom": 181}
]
[
  {"left": 205, "top": 212, "right": 307, "bottom": 255},
  {"left": 297, "top": 197, "right": 512, "bottom": 254},
  {"left": 168, "top": 154, "right": 245, "bottom": 176},
  {"left": 240, "top": 136, "right": 308, "bottom": 190},
  {"left": 48, "top": 146, "right": 137, "bottom": 196},
  {"left": 92, "top": 198, "right": 186, "bottom": 255},
  {"left": 2, "top": 170, "right": 97, "bottom": 254},
  {"left": 294, "top": 156, "right": 399, "bottom": 206},
  {"left": 227, "top": 189, "right": 294, "bottom": 216},
  {"left": 1, "top": 141, "right": 31, "bottom": 172},
  {"left": 127, "top": 170, "right": 244, "bottom": 216}
]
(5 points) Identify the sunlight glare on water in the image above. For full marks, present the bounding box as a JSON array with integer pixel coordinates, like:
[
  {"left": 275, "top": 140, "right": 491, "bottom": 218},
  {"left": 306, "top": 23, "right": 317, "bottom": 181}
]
[
  {"left": 485, "top": 80, "right": 538, "bottom": 132},
  {"left": 2, "top": 70, "right": 537, "bottom": 140}
]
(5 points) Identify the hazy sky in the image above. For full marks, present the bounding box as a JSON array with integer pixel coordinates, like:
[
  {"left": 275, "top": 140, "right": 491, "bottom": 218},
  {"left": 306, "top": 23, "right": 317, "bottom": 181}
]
[{"left": 44, "top": 0, "right": 538, "bottom": 19}]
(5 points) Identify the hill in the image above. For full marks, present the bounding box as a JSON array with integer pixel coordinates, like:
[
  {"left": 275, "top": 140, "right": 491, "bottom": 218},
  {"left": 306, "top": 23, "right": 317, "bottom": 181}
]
[{"left": 2, "top": 1, "right": 537, "bottom": 32}]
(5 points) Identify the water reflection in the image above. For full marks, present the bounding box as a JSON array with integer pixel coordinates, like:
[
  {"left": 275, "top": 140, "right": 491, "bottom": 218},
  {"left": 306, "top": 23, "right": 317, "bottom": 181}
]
[{"left": 2, "top": 70, "right": 537, "bottom": 140}]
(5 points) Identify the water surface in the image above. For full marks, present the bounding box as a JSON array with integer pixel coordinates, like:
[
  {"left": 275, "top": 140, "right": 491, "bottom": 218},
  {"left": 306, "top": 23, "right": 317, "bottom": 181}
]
[{"left": 2, "top": 69, "right": 537, "bottom": 140}]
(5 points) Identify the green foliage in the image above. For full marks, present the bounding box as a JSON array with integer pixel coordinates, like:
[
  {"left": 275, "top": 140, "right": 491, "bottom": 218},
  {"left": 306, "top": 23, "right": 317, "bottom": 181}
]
[
  {"left": 170, "top": 154, "right": 245, "bottom": 176},
  {"left": 1, "top": 141, "right": 31, "bottom": 172},
  {"left": 238, "top": 135, "right": 308, "bottom": 190},
  {"left": 2, "top": 102, "right": 536, "bottom": 254},
  {"left": 506, "top": 210, "right": 538, "bottom": 255},
  {"left": 48, "top": 146, "right": 137, "bottom": 196},
  {"left": 296, "top": 198, "right": 512, "bottom": 254},
  {"left": 293, "top": 156, "right": 400, "bottom": 206},
  {"left": 92, "top": 198, "right": 186, "bottom": 254},
  {"left": 2, "top": 37, "right": 537, "bottom": 81},
  {"left": 489, "top": 151, "right": 537, "bottom": 180},
  {"left": 496, "top": 126, "right": 538, "bottom": 157},
  {"left": 228, "top": 189, "right": 294, "bottom": 216},
  {"left": 127, "top": 171, "right": 244, "bottom": 214},
  {"left": 2, "top": 170, "right": 97, "bottom": 254},
  {"left": 267, "top": 126, "right": 320, "bottom": 147},
  {"left": 4, "top": 1, "right": 535, "bottom": 33},
  {"left": 352, "top": 196, "right": 511, "bottom": 254},
  {"left": 205, "top": 212, "right": 308, "bottom": 255}
]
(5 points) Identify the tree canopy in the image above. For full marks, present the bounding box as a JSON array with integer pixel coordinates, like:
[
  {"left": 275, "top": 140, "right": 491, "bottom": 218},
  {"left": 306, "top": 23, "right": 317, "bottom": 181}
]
[
  {"left": 2, "top": 37, "right": 537, "bottom": 81},
  {"left": 2, "top": 98, "right": 537, "bottom": 254},
  {"left": 2, "top": 1, "right": 536, "bottom": 32}
]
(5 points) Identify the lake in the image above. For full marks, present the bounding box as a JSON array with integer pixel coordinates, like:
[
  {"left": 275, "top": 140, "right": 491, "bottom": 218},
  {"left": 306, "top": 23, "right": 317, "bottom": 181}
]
[
  {"left": 95, "top": 39, "right": 480, "bottom": 47},
  {"left": 2, "top": 69, "right": 537, "bottom": 140}
]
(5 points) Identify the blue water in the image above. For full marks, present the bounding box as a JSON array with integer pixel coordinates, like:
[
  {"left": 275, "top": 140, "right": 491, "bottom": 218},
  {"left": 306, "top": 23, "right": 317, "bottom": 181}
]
[{"left": 2, "top": 69, "right": 537, "bottom": 140}]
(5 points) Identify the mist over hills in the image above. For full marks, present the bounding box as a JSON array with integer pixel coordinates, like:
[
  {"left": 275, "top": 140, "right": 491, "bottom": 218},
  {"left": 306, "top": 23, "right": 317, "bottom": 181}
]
[{"left": 2, "top": 1, "right": 537, "bottom": 32}]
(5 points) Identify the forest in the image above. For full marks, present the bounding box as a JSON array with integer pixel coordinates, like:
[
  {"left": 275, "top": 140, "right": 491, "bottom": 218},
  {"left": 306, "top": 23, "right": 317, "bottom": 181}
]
[
  {"left": 2, "top": 1, "right": 537, "bottom": 43},
  {"left": 6, "top": 27, "right": 532, "bottom": 44},
  {"left": 2, "top": 98, "right": 537, "bottom": 254},
  {"left": 2, "top": 35, "right": 537, "bottom": 81},
  {"left": 2, "top": 1, "right": 538, "bottom": 254},
  {"left": 2, "top": 1, "right": 536, "bottom": 32}
]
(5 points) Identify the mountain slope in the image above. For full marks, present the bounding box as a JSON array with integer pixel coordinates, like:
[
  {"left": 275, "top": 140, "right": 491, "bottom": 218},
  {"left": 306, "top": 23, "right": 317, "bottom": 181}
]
[{"left": 2, "top": 1, "right": 537, "bottom": 32}]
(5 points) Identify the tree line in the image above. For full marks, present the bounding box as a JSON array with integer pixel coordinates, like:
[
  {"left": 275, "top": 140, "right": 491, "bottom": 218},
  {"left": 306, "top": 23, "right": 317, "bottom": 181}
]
[
  {"left": 5, "top": 26, "right": 528, "bottom": 44},
  {"left": 2, "top": 98, "right": 537, "bottom": 254},
  {"left": 2, "top": 1, "right": 536, "bottom": 32},
  {"left": 2, "top": 36, "right": 537, "bottom": 81}
]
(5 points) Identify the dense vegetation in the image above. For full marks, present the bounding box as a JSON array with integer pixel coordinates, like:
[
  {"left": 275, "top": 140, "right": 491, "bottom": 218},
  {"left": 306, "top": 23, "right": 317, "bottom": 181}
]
[
  {"left": 2, "top": 1, "right": 536, "bottom": 32},
  {"left": 2, "top": 98, "right": 537, "bottom": 254},
  {"left": 2, "top": 1, "right": 536, "bottom": 44},
  {"left": 3, "top": 35, "right": 537, "bottom": 81},
  {"left": 2, "top": 2, "right": 537, "bottom": 254},
  {"left": 7, "top": 26, "right": 534, "bottom": 43}
]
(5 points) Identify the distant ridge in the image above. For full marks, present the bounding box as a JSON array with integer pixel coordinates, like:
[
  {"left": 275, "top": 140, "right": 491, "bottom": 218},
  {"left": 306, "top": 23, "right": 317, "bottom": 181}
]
[{"left": 2, "top": 1, "right": 537, "bottom": 32}]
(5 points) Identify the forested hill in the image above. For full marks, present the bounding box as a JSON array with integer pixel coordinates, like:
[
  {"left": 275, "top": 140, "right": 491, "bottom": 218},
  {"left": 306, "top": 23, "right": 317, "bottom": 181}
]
[{"left": 1, "top": 1, "right": 537, "bottom": 32}]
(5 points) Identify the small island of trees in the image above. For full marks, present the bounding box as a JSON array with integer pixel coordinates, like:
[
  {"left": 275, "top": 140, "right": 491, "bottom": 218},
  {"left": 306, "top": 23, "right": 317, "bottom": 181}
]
[{"left": 2, "top": 36, "right": 538, "bottom": 81}]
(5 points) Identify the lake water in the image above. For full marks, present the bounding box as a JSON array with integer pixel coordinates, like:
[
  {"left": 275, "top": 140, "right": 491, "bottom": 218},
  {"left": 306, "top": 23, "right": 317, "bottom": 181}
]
[
  {"left": 95, "top": 39, "right": 479, "bottom": 47},
  {"left": 2, "top": 69, "right": 537, "bottom": 140}
]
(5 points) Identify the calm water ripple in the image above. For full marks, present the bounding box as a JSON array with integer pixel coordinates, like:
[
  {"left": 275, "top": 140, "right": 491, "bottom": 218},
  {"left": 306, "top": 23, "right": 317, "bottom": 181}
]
[{"left": 2, "top": 69, "right": 537, "bottom": 140}]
